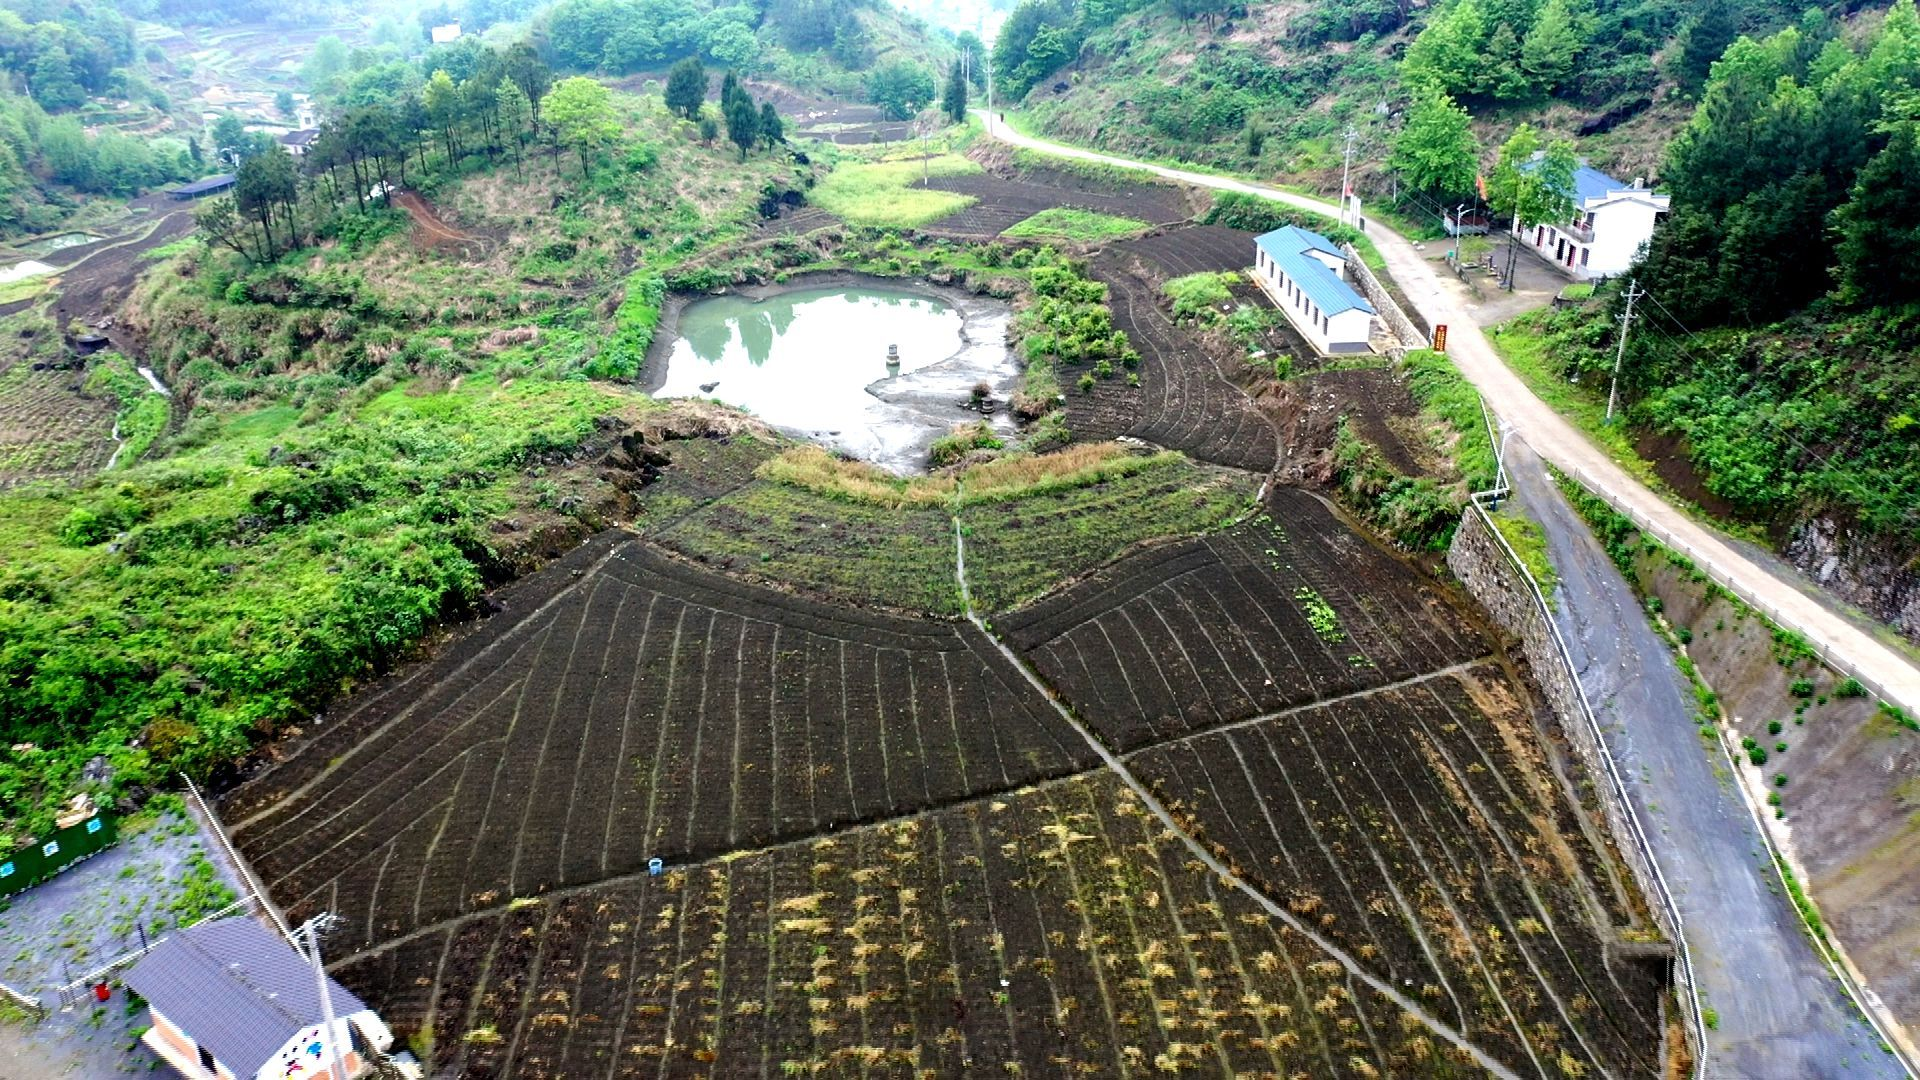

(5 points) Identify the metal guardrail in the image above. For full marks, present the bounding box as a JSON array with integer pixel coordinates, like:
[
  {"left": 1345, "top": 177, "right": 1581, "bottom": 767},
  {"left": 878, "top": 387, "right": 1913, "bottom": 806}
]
[
  {"left": 1464, "top": 491, "right": 1708, "bottom": 1079},
  {"left": 1554, "top": 462, "right": 1917, "bottom": 718},
  {"left": 183, "top": 774, "right": 296, "bottom": 947},
  {"left": 1550, "top": 467, "right": 1920, "bottom": 1079}
]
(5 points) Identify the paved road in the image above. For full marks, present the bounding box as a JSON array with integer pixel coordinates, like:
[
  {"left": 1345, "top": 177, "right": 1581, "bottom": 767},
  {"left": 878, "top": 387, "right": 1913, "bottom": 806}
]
[
  {"left": 1503, "top": 442, "right": 1902, "bottom": 1079},
  {"left": 975, "top": 111, "right": 1920, "bottom": 718}
]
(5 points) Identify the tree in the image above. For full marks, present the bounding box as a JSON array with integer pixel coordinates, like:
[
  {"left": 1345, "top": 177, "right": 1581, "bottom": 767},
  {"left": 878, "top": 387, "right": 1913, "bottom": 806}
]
[
  {"left": 541, "top": 75, "right": 620, "bottom": 179},
  {"left": 705, "top": 22, "right": 757, "bottom": 68},
  {"left": 1488, "top": 124, "right": 1575, "bottom": 287},
  {"left": 503, "top": 43, "right": 552, "bottom": 129},
  {"left": 724, "top": 90, "right": 758, "bottom": 160},
  {"left": 235, "top": 149, "right": 298, "bottom": 259},
  {"left": 866, "top": 60, "right": 933, "bottom": 121},
  {"left": 1401, "top": 0, "right": 1488, "bottom": 98},
  {"left": 211, "top": 113, "right": 248, "bottom": 163},
  {"left": 30, "top": 45, "right": 84, "bottom": 111},
  {"left": 1833, "top": 106, "right": 1920, "bottom": 308},
  {"left": 495, "top": 79, "right": 531, "bottom": 172},
  {"left": 302, "top": 35, "right": 349, "bottom": 92},
  {"left": 665, "top": 56, "right": 706, "bottom": 120},
  {"left": 1675, "top": 0, "right": 1739, "bottom": 91},
  {"left": 275, "top": 89, "right": 296, "bottom": 117},
  {"left": 698, "top": 112, "right": 719, "bottom": 144},
  {"left": 1390, "top": 87, "right": 1478, "bottom": 198},
  {"left": 423, "top": 69, "right": 462, "bottom": 163},
  {"left": 758, "top": 101, "right": 783, "bottom": 147},
  {"left": 941, "top": 59, "right": 968, "bottom": 123},
  {"left": 1520, "top": 0, "right": 1583, "bottom": 95}
]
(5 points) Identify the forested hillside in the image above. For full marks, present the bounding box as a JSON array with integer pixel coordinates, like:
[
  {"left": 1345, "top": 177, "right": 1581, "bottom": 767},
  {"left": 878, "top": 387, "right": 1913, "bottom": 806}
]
[
  {"left": 1517, "top": 1, "right": 1920, "bottom": 634},
  {"left": 995, "top": 0, "right": 1865, "bottom": 187}
]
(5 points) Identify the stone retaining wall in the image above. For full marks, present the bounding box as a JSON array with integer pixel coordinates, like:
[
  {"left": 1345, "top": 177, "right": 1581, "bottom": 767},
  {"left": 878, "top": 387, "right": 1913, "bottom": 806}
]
[
  {"left": 1447, "top": 506, "right": 1679, "bottom": 948},
  {"left": 1341, "top": 242, "right": 1425, "bottom": 355}
]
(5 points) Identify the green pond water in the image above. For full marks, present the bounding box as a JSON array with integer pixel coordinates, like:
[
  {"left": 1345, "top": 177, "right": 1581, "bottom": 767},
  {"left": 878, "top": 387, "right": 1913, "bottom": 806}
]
[{"left": 657, "top": 285, "right": 1016, "bottom": 472}]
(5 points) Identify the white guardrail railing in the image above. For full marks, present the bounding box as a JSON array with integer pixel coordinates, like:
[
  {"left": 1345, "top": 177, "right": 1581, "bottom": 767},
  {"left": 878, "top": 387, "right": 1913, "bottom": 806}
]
[
  {"left": 1554, "top": 462, "right": 1917, "bottom": 718},
  {"left": 1465, "top": 486, "right": 1708, "bottom": 1080},
  {"left": 1545, "top": 464, "right": 1920, "bottom": 1080}
]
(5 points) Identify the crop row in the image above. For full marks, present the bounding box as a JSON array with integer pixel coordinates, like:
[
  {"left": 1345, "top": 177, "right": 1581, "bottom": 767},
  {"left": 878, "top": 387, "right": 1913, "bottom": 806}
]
[
  {"left": 229, "top": 540, "right": 1095, "bottom": 952},
  {"left": 336, "top": 770, "right": 1542, "bottom": 1078},
  {"left": 1128, "top": 665, "right": 1667, "bottom": 1077},
  {"left": 0, "top": 365, "right": 116, "bottom": 486},
  {"left": 998, "top": 494, "right": 1488, "bottom": 749}
]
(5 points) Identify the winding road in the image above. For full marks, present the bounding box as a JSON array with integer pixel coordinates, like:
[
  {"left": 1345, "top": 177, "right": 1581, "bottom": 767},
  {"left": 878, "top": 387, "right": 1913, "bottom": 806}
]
[{"left": 975, "top": 110, "right": 1920, "bottom": 718}]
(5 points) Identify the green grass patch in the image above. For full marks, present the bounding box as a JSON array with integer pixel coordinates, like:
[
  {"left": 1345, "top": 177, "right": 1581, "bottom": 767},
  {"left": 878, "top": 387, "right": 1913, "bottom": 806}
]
[
  {"left": 1164, "top": 272, "right": 1236, "bottom": 321},
  {"left": 1402, "top": 349, "right": 1496, "bottom": 491},
  {"left": 1001, "top": 207, "right": 1150, "bottom": 242},
  {"left": 963, "top": 454, "right": 1256, "bottom": 612},
  {"left": 652, "top": 479, "right": 963, "bottom": 615},
  {"left": 1490, "top": 508, "right": 1559, "bottom": 607},
  {"left": 812, "top": 154, "right": 982, "bottom": 228}
]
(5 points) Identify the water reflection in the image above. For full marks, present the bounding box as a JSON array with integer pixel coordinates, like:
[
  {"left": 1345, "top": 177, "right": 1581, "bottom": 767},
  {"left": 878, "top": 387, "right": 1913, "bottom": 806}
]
[{"left": 656, "top": 285, "right": 1017, "bottom": 473}]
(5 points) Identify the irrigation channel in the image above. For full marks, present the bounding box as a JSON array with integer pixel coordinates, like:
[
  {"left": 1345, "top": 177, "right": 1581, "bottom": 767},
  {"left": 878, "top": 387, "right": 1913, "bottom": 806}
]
[
  {"left": 648, "top": 281, "right": 1017, "bottom": 473},
  {"left": 102, "top": 365, "right": 172, "bottom": 471},
  {"left": 949, "top": 506, "right": 1529, "bottom": 1079}
]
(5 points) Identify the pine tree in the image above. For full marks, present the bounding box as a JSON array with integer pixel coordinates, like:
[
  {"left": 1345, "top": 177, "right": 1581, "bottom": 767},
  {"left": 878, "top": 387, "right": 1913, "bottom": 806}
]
[
  {"left": 1521, "top": 0, "right": 1584, "bottom": 95},
  {"left": 725, "top": 92, "right": 758, "bottom": 160},
  {"left": 30, "top": 46, "right": 85, "bottom": 112},
  {"left": 758, "top": 102, "right": 783, "bottom": 147},
  {"left": 941, "top": 60, "right": 968, "bottom": 123},
  {"left": 665, "top": 57, "right": 706, "bottom": 120}
]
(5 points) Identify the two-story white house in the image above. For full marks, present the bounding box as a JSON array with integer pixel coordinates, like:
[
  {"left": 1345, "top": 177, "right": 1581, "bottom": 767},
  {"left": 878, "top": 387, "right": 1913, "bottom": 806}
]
[
  {"left": 1513, "top": 161, "right": 1670, "bottom": 280},
  {"left": 1250, "top": 225, "right": 1376, "bottom": 355},
  {"left": 125, "top": 917, "right": 398, "bottom": 1080}
]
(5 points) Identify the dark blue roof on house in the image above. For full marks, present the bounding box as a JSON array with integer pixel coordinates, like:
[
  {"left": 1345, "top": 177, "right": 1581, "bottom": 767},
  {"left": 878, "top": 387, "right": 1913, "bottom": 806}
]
[
  {"left": 170, "top": 173, "right": 236, "bottom": 196},
  {"left": 1521, "top": 159, "right": 1651, "bottom": 203},
  {"left": 125, "top": 917, "right": 369, "bottom": 1078},
  {"left": 1255, "top": 225, "right": 1373, "bottom": 316}
]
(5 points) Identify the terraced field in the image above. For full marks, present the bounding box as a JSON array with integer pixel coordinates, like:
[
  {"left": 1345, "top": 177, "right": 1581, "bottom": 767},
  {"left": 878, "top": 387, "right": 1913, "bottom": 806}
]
[{"left": 218, "top": 169, "right": 1678, "bottom": 1076}]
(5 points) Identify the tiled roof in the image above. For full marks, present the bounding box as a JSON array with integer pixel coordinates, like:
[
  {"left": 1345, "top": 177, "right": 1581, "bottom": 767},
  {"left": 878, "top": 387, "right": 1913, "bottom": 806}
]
[
  {"left": 124, "top": 918, "right": 369, "bottom": 1078},
  {"left": 170, "top": 174, "right": 235, "bottom": 195},
  {"left": 1254, "top": 226, "right": 1373, "bottom": 316}
]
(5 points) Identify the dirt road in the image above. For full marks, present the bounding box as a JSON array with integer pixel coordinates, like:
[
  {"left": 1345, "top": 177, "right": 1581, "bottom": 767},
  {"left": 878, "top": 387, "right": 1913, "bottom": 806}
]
[{"left": 976, "top": 110, "right": 1920, "bottom": 719}]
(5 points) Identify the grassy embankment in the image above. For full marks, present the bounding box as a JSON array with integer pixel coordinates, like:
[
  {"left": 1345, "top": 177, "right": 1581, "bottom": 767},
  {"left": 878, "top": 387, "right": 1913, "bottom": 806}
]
[
  {"left": 0, "top": 86, "right": 803, "bottom": 834},
  {"left": 1002, "top": 207, "right": 1151, "bottom": 242}
]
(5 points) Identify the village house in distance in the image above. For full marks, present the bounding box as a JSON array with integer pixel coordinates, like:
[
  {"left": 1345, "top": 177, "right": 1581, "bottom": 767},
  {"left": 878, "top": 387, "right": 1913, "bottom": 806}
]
[
  {"left": 1513, "top": 160, "right": 1671, "bottom": 279},
  {"left": 1250, "top": 224, "right": 1377, "bottom": 354},
  {"left": 124, "top": 917, "right": 401, "bottom": 1080}
]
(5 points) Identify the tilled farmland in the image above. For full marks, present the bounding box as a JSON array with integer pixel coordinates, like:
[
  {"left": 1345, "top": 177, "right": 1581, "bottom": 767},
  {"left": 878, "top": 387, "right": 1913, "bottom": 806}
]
[{"left": 222, "top": 170, "right": 1681, "bottom": 1075}]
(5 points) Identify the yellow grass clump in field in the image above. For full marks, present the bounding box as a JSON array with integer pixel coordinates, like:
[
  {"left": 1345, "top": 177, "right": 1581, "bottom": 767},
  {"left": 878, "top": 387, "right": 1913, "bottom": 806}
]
[{"left": 755, "top": 441, "right": 1186, "bottom": 508}]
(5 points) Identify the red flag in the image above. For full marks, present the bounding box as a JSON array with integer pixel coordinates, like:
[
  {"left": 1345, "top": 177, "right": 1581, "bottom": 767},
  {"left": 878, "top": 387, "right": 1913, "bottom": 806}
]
[{"left": 1475, "top": 173, "right": 1488, "bottom": 200}]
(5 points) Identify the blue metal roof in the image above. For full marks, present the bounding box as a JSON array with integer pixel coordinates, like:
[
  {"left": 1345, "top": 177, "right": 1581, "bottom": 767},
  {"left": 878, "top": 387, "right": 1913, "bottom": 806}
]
[
  {"left": 125, "top": 918, "right": 370, "bottom": 1078},
  {"left": 1254, "top": 226, "right": 1373, "bottom": 316},
  {"left": 1521, "top": 159, "right": 1647, "bottom": 203}
]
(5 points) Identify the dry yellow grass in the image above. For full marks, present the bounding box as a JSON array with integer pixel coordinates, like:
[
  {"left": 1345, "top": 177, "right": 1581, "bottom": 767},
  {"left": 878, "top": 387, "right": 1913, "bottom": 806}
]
[{"left": 755, "top": 442, "right": 1181, "bottom": 509}]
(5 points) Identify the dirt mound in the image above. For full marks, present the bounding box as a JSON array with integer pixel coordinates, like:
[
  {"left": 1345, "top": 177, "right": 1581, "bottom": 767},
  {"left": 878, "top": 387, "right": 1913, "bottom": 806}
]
[{"left": 391, "top": 190, "right": 487, "bottom": 258}]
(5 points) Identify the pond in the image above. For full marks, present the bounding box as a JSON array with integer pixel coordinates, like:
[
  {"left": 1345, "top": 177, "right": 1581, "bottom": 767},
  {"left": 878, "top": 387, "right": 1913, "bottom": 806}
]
[
  {"left": 11, "top": 231, "right": 95, "bottom": 258},
  {"left": 653, "top": 283, "right": 1018, "bottom": 473}
]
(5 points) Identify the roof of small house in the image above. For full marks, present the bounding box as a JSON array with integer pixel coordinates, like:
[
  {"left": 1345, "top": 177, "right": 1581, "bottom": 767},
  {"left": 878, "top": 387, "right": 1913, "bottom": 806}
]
[
  {"left": 1522, "top": 158, "right": 1668, "bottom": 208},
  {"left": 1254, "top": 225, "right": 1374, "bottom": 317},
  {"left": 278, "top": 128, "right": 320, "bottom": 147},
  {"left": 124, "top": 918, "right": 370, "bottom": 1078},
  {"left": 170, "top": 173, "right": 235, "bottom": 196}
]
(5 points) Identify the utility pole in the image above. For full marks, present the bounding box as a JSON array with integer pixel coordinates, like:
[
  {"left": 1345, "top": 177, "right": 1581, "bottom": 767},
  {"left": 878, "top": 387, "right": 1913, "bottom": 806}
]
[
  {"left": 985, "top": 51, "right": 993, "bottom": 130},
  {"left": 303, "top": 915, "right": 349, "bottom": 1080},
  {"left": 1338, "top": 127, "right": 1358, "bottom": 227},
  {"left": 1606, "top": 280, "right": 1643, "bottom": 423}
]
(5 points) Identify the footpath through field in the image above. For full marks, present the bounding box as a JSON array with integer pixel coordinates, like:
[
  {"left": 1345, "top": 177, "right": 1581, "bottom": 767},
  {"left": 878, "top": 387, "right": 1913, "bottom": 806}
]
[{"left": 973, "top": 110, "right": 1920, "bottom": 720}]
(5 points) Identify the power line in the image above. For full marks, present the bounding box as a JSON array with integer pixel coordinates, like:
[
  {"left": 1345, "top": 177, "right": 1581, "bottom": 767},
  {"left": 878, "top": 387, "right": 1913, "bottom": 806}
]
[
  {"left": 1623, "top": 288, "right": 1918, "bottom": 531},
  {"left": 1607, "top": 279, "right": 1642, "bottom": 423}
]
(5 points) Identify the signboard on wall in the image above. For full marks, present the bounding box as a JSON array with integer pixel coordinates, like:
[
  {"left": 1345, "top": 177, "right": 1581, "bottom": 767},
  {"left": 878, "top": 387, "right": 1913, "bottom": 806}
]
[{"left": 0, "top": 813, "right": 118, "bottom": 898}]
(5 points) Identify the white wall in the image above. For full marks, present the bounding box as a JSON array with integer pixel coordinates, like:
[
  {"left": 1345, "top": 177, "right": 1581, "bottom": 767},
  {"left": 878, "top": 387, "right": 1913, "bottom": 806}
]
[
  {"left": 1585, "top": 199, "right": 1662, "bottom": 277},
  {"left": 254, "top": 1011, "right": 390, "bottom": 1080}
]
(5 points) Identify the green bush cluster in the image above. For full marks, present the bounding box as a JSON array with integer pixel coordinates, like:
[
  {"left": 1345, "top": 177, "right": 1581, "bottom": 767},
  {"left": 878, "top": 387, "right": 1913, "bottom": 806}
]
[
  {"left": 1014, "top": 251, "right": 1140, "bottom": 406},
  {"left": 928, "top": 422, "right": 1005, "bottom": 467}
]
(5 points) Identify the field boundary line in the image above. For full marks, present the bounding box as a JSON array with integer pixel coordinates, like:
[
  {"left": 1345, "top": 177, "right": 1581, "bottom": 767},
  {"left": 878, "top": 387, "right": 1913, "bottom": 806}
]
[
  {"left": 1548, "top": 467, "right": 1920, "bottom": 1079},
  {"left": 184, "top": 773, "right": 296, "bottom": 947},
  {"left": 952, "top": 513, "right": 1529, "bottom": 1080},
  {"left": 1462, "top": 487, "right": 1707, "bottom": 1078}
]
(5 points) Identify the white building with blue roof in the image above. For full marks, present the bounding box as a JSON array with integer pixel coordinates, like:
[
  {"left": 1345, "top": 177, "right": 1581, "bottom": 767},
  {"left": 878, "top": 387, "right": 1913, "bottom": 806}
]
[
  {"left": 1513, "top": 160, "right": 1670, "bottom": 280},
  {"left": 1251, "top": 225, "right": 1377, "bottom": 355}
]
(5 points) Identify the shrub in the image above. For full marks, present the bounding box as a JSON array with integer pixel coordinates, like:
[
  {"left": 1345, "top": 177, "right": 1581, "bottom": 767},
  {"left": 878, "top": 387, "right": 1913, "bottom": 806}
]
[
  {"left": 928, "top": 422, "right": 1003, "bottom": 467},
  {"left": 1767, "top": 720, "right": 1782, "bottom": 735},
  {"left": 1834, "top": 676, "right": 1866, "bottom": 698},
  {"left": 1788, "top": 678, "right": 1815, "bottom": 698}
]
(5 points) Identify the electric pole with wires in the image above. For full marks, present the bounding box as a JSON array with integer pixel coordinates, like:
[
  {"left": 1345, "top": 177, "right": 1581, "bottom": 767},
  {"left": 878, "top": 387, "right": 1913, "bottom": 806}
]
[
  {"left": 1606, "top": 279, "right": 1643, "bottom": 423},
  {"left": 1338, "top": 127, "right": 1358, "bottom": 227}
]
